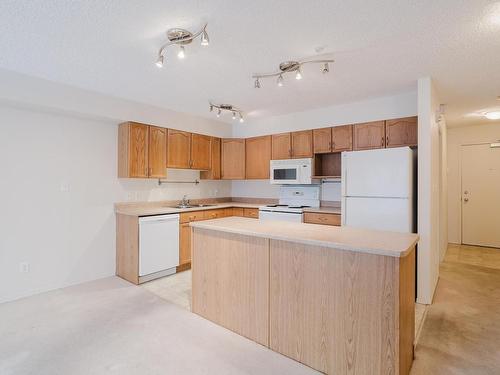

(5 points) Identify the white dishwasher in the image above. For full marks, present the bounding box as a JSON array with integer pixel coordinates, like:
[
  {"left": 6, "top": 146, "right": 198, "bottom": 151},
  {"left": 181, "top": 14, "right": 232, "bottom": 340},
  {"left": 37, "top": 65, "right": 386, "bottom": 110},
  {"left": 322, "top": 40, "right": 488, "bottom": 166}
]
[{"left": 139, "top": 214, "right": 180, "bottom": 282}]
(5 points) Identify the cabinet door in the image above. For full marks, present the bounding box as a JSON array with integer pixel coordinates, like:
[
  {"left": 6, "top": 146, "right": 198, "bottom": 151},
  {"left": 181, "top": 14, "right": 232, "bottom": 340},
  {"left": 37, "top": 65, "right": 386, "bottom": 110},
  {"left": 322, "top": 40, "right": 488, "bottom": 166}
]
[
  {"left": 243, "top": 208, "right": 259, "bottom": 219},
  {"left": 246, "top": 135, "right": 272, "bottom": 179},
  {"left": 385, "top": 117, "right": 418, "bottom": 148},
  {"left": 221, "top": 139, "right": 246, "bottom": 179},
  {"left": 179, "top": 223, "right": 191, "bottom": 265},
  {"left": 148, "top": 126, "right": 167, "bottom": 178},
  {"left": 200, "top": 137, "right": 221, "bottom": 180},
  {"left": 167, "top": 129, "right": 191, "bottom": 168},
  {"left": 331, "top": 125, "right": 353, "bottom": 152},
  {"left": 231, "top": 207, "right": 245, "bottom": 217},
  {"left": 272, "top": 133, "right": 291, "bottom": 160},
  {"left": 128, "top": 123, "right": 149, "bottom": 177},
  {"left": 313, "top": 128, "right": 332, "bottom": 154},
  {"left": 191, "top": 133, "right": 211, "bottom": 170},
  {"left": 353, "top": 121, "right": 386, "bottom": 150},
  {"left": 291, "top": 130, "right": 313, "bottom": 158}
]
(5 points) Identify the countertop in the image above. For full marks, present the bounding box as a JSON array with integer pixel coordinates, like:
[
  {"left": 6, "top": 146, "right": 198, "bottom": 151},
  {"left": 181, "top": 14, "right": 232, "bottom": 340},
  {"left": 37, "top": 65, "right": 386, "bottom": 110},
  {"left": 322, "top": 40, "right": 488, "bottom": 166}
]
[
  {"left": 190, "top": 217, "right": 418, "bottom": 258},
  {"left": 115, "top": 202, "right": 261, "bottom": 217}
]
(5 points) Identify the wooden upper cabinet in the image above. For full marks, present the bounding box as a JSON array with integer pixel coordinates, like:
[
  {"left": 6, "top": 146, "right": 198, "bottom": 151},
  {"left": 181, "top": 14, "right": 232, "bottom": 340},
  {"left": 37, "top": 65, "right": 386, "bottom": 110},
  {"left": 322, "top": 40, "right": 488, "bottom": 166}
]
[
  {"left": 385, "top": 116, "right": 418, "bottom": 148},
  {"left": 331, "top": 125, "right": 353, "bottom": 152},
  {"left": 200, "top": 137, "right": 221, "bottom": 180},
  {"left": 191, "top": 133, "right": 211, "bottom": 170},
  {"left": 246, "top": 135, "right": 272, "bottom": 179},
  {"left": 353, "top": 121, "right": 386, "bottom": 151},
  {"left": 118, "top": 122, "right": 149, "bottom": 178},
  {"left": 272, "top": 133, "right": 291, "bottom": 159},
  {"left": 221, "top": 138, "right": 246, "bottom": 179},
  {"left": 167, "top": 129, "right": 191, "bottom": 168},
  {"left": 291, "top": 130, "right": 313, "bottom": 158},
  {"left": 148, "top": 126, "right": 167, "bottom": 178},
  {"left": 313, "top": 128, "right": 332, "bottom": 154}
]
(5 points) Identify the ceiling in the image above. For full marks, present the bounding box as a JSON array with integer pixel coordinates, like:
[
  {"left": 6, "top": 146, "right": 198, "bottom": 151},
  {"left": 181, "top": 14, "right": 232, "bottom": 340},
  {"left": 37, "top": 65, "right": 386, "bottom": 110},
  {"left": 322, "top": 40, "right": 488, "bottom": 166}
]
[{"left": 0, "top": 0, "right": 499, "bottom": 127}]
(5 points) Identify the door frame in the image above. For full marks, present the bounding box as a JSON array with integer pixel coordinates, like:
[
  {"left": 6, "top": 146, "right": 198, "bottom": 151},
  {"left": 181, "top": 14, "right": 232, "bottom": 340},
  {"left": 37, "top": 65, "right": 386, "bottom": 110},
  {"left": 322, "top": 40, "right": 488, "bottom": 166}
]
[{"left": 459, "top": 142, "right": 498, "bottom": 245}]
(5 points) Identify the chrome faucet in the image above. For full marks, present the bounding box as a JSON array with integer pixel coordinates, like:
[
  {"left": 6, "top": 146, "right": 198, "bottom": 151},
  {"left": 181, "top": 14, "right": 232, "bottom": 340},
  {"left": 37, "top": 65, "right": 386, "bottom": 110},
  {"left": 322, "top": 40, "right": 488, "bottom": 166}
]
[{"left": 180, "top": 195, "right": 190, "bottom": 207}]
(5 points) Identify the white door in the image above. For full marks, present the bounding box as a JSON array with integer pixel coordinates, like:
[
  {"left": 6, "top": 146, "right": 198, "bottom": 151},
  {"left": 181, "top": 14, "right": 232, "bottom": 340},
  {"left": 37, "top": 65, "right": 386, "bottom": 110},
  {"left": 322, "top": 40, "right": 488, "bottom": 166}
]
[{"left": 461, "top": 144, "right": 500, "bottom": 248}]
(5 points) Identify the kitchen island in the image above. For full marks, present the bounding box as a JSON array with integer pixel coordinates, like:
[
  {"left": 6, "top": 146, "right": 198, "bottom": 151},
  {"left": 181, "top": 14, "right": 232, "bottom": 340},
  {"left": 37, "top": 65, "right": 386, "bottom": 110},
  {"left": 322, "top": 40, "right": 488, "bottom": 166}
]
[{"left": 190, "top": 217, "right": 419, "bottom": 375}]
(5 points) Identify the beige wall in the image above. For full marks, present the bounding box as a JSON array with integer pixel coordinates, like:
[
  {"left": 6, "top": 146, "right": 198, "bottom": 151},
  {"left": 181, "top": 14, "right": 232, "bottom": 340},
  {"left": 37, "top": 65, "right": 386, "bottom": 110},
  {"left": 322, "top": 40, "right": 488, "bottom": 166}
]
[{"left": 447, "top": 122, "right": 500, "bottom": 244}]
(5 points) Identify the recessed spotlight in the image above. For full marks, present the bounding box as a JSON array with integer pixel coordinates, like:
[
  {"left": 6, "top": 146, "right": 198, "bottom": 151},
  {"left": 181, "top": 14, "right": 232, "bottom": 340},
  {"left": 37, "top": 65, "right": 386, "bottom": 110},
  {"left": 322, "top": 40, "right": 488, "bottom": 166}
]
[{"left": 485, "top": 111, "right": 500, "bottom": 120}]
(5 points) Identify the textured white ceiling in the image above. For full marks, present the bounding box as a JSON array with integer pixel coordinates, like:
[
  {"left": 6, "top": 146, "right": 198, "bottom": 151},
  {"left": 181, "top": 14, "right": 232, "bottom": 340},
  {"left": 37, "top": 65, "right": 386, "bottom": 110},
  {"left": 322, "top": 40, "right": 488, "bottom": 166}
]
[{"left": 0, "top": 0, "right": 499, "bottom": 127}]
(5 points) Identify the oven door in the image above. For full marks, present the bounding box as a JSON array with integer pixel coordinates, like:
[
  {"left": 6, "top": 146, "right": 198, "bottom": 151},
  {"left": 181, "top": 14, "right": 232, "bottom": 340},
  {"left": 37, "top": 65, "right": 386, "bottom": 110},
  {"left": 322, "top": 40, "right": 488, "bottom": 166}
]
[{"left": 270, "top": 166, "right": 300, "bottom": 184}]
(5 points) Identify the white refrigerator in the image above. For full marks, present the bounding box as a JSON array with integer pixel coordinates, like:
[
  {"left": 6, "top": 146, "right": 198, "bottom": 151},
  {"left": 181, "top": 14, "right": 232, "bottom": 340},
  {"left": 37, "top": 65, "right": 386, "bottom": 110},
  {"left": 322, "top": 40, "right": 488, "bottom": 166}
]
[{"left": 341, "top": 147, "right": 415, "bottom": 233}]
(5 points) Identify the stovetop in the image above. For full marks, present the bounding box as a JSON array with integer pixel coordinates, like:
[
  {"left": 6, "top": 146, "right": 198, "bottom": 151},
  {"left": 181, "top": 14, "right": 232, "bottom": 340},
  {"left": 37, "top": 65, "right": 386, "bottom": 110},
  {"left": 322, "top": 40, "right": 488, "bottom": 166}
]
[{"left": 259, "top": 204, "right": 314, "bottom": 213}]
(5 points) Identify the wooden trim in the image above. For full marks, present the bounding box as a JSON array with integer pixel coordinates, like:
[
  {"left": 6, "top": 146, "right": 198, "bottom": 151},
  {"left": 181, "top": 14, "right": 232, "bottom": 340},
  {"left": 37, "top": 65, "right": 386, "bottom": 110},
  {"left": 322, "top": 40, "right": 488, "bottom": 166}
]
[{"left": 116, "top": 213, "right": 139, "bottom": 284}]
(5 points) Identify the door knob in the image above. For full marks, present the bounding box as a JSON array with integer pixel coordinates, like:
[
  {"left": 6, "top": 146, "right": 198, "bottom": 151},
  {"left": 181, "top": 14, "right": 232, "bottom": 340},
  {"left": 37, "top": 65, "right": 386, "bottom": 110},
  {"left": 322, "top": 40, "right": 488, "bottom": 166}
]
[{"left": 464, "top": 197, "right": 469, "bottom": 202}]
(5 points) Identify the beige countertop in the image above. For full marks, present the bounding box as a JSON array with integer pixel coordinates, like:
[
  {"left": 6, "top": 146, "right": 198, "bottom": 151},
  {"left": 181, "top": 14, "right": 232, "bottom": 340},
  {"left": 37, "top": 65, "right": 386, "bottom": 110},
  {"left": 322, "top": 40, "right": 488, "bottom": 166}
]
[
  {"left": 303, "top": 206, "right": 341, "bottom": 214},
  {"left": 115, "top": 202, "right": 261, "bottom": 216},
  {"left": 190, "top": 217, "right": 418, "bottom": 258}
]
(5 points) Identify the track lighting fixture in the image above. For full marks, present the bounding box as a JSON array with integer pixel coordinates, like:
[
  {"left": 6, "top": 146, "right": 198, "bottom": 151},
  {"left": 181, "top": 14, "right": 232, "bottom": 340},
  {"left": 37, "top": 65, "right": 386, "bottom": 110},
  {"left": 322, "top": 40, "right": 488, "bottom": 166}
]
[
  {"left": 295, "top": 68, "right": 302, "bottom": 80},
  {"left": 155, "top": 23, "right": 209, "bottom": 67},
  {"left": 277, "top": 74, "right": 284, "bottom": 87},
  {"left": 155, "top": 55, "right": 164, "bottom": 68},
  {"left": 210, "top": 103, "right": 244, "bottom": 123},
  {"left": 252, "top": 58, "right": 334, "bottom": 88},
  {"left": 177, "top": 45, "right": 185, "bottom": 59}
]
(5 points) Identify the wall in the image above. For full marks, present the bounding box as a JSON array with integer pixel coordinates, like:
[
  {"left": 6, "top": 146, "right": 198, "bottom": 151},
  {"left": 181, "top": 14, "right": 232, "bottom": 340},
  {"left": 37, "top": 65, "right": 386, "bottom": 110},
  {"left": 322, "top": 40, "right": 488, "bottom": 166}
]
[
  {"left": 416, "top": 77, "right": 444, "bottom": 304},
  {"left": 231, "top": 90, "right": 418, "bottom": 201},
  {"left": 0, "top": 105, "right": 230, "bottom": 304},
  {"left": 447, "top": 122, "right": 500, "bottom": 244}
]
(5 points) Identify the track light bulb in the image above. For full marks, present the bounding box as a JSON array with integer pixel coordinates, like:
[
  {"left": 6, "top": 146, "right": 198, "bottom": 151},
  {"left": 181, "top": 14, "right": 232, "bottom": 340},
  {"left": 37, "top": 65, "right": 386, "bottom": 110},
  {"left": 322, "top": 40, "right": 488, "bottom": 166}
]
[
  {"left": 322, "top": 63, "right": 329, "bottom": 74},
  {"left": 254, "top": 78, "right": 261, "bottom": 89},
  {"left": 217, "top": 109, "right": 221, "bottom": 117},
  {"left": 210, "top": 105, "right": 213, "bottom": 112},
  {"left": 277, "top": 74, "right": 284, "bottom": 87},
  {"left": 201, "top": 29, "right": 209, "bottom": 46},
  {"left": 295, "top": 69, "right": 302, "bottom": 80},
  {"left": 155, "top": 55, "right": 164, "bottom": 68},
  {"left": 177, "top": 45, "right": 185, "bottom": 59},
  {"left": 239, "top": 113, "right": 244, "bottom": 123},
  {"left": 232, "top": 112, "right": 236, "bottom": 120}
]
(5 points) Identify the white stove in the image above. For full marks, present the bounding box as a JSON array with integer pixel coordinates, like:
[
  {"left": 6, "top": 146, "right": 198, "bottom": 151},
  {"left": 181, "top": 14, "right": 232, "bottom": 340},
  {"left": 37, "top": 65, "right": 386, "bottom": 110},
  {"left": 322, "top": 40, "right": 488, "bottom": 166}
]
[{"left": 259, "top": 186, "right": 320, "bottom": 223}]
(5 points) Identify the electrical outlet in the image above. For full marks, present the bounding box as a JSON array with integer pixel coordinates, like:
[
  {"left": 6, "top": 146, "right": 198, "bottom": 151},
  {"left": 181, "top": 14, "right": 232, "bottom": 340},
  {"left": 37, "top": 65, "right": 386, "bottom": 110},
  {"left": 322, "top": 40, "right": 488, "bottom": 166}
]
[{"left": 19, "top": 262, "right": 30, "bottom": 273}]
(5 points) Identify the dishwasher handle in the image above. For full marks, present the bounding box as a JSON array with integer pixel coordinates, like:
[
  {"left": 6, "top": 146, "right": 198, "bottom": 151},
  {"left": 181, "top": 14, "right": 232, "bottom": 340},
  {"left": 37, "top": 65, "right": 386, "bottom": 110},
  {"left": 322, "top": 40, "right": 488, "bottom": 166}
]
[{"left": 139, "top": 214, "right": 180, "bottom": 223}]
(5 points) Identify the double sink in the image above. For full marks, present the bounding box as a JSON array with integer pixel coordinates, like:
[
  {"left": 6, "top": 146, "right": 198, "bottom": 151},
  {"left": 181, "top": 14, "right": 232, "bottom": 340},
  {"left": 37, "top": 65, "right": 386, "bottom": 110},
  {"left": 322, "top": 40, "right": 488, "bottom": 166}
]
[{"left": 167, "top": 204, "right": 216, "bottom": 209}]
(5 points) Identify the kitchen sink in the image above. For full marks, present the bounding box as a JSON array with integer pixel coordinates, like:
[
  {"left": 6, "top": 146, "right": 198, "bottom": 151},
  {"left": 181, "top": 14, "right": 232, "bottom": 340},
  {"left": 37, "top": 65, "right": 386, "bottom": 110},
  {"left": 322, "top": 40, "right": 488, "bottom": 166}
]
[{"left": 167, "top": 204, "right": 216, "bottom": 209}]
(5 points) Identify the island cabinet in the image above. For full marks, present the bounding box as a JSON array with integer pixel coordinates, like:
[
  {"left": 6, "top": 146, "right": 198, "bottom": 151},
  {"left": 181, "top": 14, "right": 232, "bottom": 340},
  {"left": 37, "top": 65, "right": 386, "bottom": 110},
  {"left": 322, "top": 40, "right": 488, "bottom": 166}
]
[
  {"left": 191, "top": 218, "right": 418, "bottom": 375},
  {"left": 200, "top": 137, "right": 221, "bottom": 179},
  {"left": 221, "top": 138, "right": 246, "bottom": 179},
  {"left": 118, "top": 122, "right": 167, "bottom": 178},
  {"left": 245, "top": 135, "right": 271, "bottom": 179}
]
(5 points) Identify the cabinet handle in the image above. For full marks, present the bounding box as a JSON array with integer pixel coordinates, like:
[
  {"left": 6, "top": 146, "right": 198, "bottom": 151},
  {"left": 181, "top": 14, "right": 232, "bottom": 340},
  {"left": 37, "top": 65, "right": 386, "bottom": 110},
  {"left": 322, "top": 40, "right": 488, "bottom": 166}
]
[
  {"left": 381, "top": 137, "right": 384, "bottom": 146},
  {"left": 386, "top": 136, "right": 389, "bottom": 145},
  {"left": 332, "top": 142, "right": 335, "bottom": 150}
]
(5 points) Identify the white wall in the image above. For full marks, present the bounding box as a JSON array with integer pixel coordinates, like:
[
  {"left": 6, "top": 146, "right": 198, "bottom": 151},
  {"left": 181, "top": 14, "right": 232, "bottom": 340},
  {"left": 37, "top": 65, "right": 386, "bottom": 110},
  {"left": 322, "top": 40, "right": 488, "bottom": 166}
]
[
  {"left": 232, "top": 91, "right": 417, "bottom": 138},
  {"left": 0, "top": 104, "right": 230, "bottom": 304},
  {"left": 417, "top": 77, "right": 444, "bottom": 304},
  {"left": 447, "top": 122, "right": 500, "bottom": 244}
]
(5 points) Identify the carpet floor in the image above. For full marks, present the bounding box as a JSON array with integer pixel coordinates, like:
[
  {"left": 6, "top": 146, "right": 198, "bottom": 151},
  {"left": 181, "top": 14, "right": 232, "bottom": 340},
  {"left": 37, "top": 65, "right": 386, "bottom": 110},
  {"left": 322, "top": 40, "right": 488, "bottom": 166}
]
[{"left": 0, "top": 277, "right": 317, "bottom": 375}]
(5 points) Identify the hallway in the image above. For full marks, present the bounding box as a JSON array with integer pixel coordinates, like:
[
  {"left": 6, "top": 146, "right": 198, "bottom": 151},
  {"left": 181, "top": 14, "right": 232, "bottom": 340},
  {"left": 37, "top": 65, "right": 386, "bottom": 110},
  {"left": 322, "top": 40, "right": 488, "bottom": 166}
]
[{"left": 411, "top": 244, "right": 500, "bottom": 374}]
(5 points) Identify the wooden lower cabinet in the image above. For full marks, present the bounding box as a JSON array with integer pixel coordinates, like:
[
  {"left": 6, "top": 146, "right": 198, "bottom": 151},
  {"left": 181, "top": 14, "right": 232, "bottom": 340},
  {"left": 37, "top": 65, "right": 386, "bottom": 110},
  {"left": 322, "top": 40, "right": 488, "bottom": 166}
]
[
  {"left": 303, "top": 212, "right": 341, "bottom": 226},
  {"left": 178, "top": 222, "right": 191, "bottom": 268},
  {"left": 243, "top": 208, "right": 259, "bottom": 219},
  {"left": 231, "top": 207, "right": 245, "bottom": 217}
]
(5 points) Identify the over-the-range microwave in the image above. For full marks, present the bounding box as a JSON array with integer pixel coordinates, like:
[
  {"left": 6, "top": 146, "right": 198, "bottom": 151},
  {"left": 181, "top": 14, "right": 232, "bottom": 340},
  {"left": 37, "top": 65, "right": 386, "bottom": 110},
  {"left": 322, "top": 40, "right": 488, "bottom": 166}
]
[{"left": 270, "top": 158, "right": 319, "bottom": 185}]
